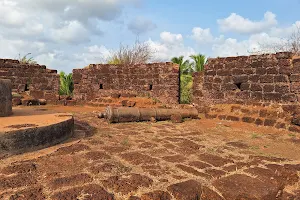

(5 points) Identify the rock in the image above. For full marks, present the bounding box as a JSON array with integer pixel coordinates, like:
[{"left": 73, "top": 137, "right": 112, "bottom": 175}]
[
  {"left": 102, "top": 174, "right": 153, "bottom": 195},
  {"left": 167, "top": 180, "right": 222, "bottom": 200},
  {"left": 150, "top": 117, "right": 157, "bottom": 123},
  {"left": 170, "top": 114, "right": 183, "bottom": 123},
  {"left": 121, "top": 93, "right": 137, "bottom": 98},
  {"left": 141, "top": 190, "right": 172, "bottom": 200},
  {"left": 213, "top": 174, "right": 281, "bottom": 200},
  {"left": 121, "top": 100, "right": 136, "bottom": 107},
  {"left": 128, "top": 196, "right": 141, "bottom": 200},
  {"left": 38, "top": 99, "right": 47, "bottom": 105},
  {"left": 292, "top": 114, "right": 300, "bottom": 126},
  {"left": 167, "top": 180, "right": 202, "bottom": 200},
  {"left": 111, "top": 93, "right": 121, "bottom": 98},
  {"left": 21, "top": 99, "right": 40, "bottom": 106},
  {"left": 12, "top": 97, "right": 22, "bottom": 106}
]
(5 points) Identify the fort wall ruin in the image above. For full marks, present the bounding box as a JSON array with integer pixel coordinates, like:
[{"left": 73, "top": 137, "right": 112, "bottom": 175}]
[
  {"left": 73, "top": 62, "right": 180, "bottom": 104},
  {"left": 192, "top": 52, "right": 300, "bottom": 132},
  {"left": 193, "top": 52, "right": 300, "bottom": 106},
  {"left": 0, "top": 59, "right": 59, "bottom": 101}
]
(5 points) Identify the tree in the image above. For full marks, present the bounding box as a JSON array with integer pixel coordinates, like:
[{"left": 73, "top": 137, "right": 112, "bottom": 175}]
[
  {"left": 107, "top": 40, "right": 153, "bottom": 65},
  {"left": 18, "top": 53, "right": 37, "bottom": 64},
  {"left": 171, "top": 56, "right": 193, "bottom": 74},
  {"left": 190, "top": 54, "right": 206, "bottom": 72},
  {"left": 59, "top": 71, "right": 74, "bottom": 96},
  {"left": 251, "top": 25, "right": 300, "bottom": 55}
]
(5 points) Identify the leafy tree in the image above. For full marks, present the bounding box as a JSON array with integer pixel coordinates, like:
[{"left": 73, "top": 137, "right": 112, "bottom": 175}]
[
  {"left": 171, "top": 56, "right": 193, "bottom": 74},
  {"left": 190, "top": 54, "right": 206, "bottom": 72},
  {"left": 59, "top": 71, "right": 74, "bottom": 96},
  {"left": 18, "top": 53, "right": 37, "bottom": 64}
]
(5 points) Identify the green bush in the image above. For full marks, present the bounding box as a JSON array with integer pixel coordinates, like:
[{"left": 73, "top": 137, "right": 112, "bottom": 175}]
[{"left": 180, "top": 74, "right": 193, "bottom": 104}]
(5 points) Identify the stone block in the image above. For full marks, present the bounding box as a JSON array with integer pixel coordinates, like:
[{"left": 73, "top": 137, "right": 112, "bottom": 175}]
[
  {"left": 263, "top": 84, "right": 275, "bottom": 93},
  {"left": 226, "top": 116, "right": 240, "bottom": 121},
  {"left": 256, "top": 68, "right": 267, "bottom": 75},
  {"left": 249, "top": 75, "right": 260, "bottom": 82},
  {"left": 250, "top": 84, "right": 262, "bottom": 92},
  {"left": 233, "top": 76, "right": 248, "bottom": 83},
  {"left": 260, "top": 75, "right": 274, "bottom": 83},
  {"left": 263, "top": 93, "right": 282, "bottom": 101},
  {"left": 217, "top": 69, "right": 231, "bottom": 76},
  {"left": 264, "top": 119, "right": 277, "bottom": 127},
  {"left": 274, "top": 84, "right": 290, "bottom": 93},
  {"left": 0, "top": 79, "right": 12, "bottom": 117},
  {"left": 242, "top": 117, "right": 256, "bottom": 123},
  {"left": 274, "top": 75, "right": 289, "bottom": 83}
]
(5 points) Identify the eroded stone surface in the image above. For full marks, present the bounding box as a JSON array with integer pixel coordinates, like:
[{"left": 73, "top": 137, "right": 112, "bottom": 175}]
[{"left": 1, "top": 107, "right": 300, "bottom": 200}]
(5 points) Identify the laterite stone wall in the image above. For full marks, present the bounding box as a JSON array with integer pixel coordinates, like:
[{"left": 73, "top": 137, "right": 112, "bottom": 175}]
[
  {"left": 73, "top": 63, "right": 180, "bottom": 104},
  {"left": 0, "top": 59, "right": 59, "bottom": 101},
  {"left": 193, "top": 52, "right": 300, "bottom": 106},
  {"left": 0, "top": 79, "right": 12, "bottom": 117}
]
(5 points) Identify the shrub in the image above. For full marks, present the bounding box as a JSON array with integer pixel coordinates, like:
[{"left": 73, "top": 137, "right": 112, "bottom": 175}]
[{"left": 180, "top": 74, "right": 193, "bottom": 104}]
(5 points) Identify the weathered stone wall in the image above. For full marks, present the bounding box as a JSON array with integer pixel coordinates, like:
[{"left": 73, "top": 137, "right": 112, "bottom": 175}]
[
  {"left": 0, "top": 59, "right": 59, "bottom": 101},
  {"left": 0, "top": 79, "right": 12, "bottom": 117},
  {"left": 73, "top": 62, "right": 180, "bottom": 104},
  {"left": 193, "top": 52, "right": 300, "bottom": 107}
]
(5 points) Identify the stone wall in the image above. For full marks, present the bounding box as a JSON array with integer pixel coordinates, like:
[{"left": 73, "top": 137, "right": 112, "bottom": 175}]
[
  {"left": 73, "top": 62, "right": 180, "bottom": 104},
  {"left": 193, "top": 52, "right": 300, "bottom": 107},
  {"left": 0, "top": 59, "right": 59, "bottom": 101},
  {"left": 0, "top": 79, "right": 12, "bottom": 117}
]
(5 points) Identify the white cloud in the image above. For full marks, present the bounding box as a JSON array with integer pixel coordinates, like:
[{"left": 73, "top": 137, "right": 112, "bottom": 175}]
[
  {"left": 0, "top": 0, "right": 140, "bottom": 44},
  {"left": 0, "top": 0, "right": 28, "bottom": 27},
  {"left": 160, "top": 32, "right": 183, "bottom": 45},
  {"left": 190, "top": 27, "right": 214, "bottom": 44},
  {"left": 212, "top": 32, "right": 287, "bottom": 57},
  {"left": 128, "top": 16, "right": 156, "bottom": 35},
  {"left": 147, "top": 31, "right": 195, "bottom": 61},
  {"left": 218, "top": 11, "right": 277, "bottom": 34},
  {"left": 49, "top": 21, "right": 90, "bottom": 44}
]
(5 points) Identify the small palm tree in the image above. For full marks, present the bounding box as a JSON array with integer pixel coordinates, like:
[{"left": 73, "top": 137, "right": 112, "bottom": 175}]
[
  {"left": 59, "top": 71, "right": 74, "bottom": 96},
  {"left": 171, "top": 56, "right": 193, "bottom": 74},
  {"left": 190, "top": 54, "right": 206, "bottom": 72}
]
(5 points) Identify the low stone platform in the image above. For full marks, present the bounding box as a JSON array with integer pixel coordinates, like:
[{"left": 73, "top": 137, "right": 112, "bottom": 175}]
[{"left": 0, "top": 108, "right": 74, "bottom": 157}]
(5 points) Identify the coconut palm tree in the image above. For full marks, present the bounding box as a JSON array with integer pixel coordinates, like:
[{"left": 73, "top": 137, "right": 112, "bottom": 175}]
[
  {"left": 171, "top": 56, "right": 193, "bottom": 74},
  {"left": 190, "top": 54, "right": 206, "bottom": 72},
  {"left": 59, "top": 71, "right": 74, "bottom": 96}
]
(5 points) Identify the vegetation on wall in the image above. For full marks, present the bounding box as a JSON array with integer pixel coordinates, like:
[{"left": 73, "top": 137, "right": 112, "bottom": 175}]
[
  {"left": 59, "top": 71, "right": 74, "bottom": 96},
  {"left": 107, "top": 40, "right": 154, "bottom": 65},
  {"left": 171, "top": 54, "right": 207, "bottom": 104},
  {"left": 18, "top": 53, "right": 37, "bottom": 64}
]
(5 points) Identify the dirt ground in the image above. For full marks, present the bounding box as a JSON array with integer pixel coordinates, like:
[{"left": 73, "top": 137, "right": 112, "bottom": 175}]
[{"left": 0, "top": 105, "right": 300, "bottom": 200}]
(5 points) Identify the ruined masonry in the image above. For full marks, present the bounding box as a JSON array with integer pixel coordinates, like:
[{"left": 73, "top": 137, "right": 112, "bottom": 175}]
[
  {"left": 0, "top": 79, "right": 12, "bottom": 117},
  {"left": 193, "top": 52, "right": 300, "bottom": 132},
  {"left": 0, "top": 59, "right": 59, "bottom": 101},
  {"left": 73, "top": 62, "right": 180, "bottom": 104}
]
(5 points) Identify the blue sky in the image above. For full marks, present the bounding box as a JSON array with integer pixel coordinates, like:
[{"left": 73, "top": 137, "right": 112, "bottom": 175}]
[{"left": 0, "top": 0, "right": 299, "bottom": 73}]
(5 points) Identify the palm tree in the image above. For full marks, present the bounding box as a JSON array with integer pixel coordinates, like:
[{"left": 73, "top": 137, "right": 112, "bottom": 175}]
[
  {"left": 190, "top": 54, "right": 206, "bottom": 72},
  {"left": 171, "top": 56, "right": 193, "bottom": 74},
  {"left": 59, "top": 71, "right": 74, "bottom": 96}
]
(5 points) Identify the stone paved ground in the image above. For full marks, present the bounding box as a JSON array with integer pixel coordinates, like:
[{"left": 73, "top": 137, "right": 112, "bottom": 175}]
[{"left": 1, "top": 106, "right": 300, "bottom": 200}]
